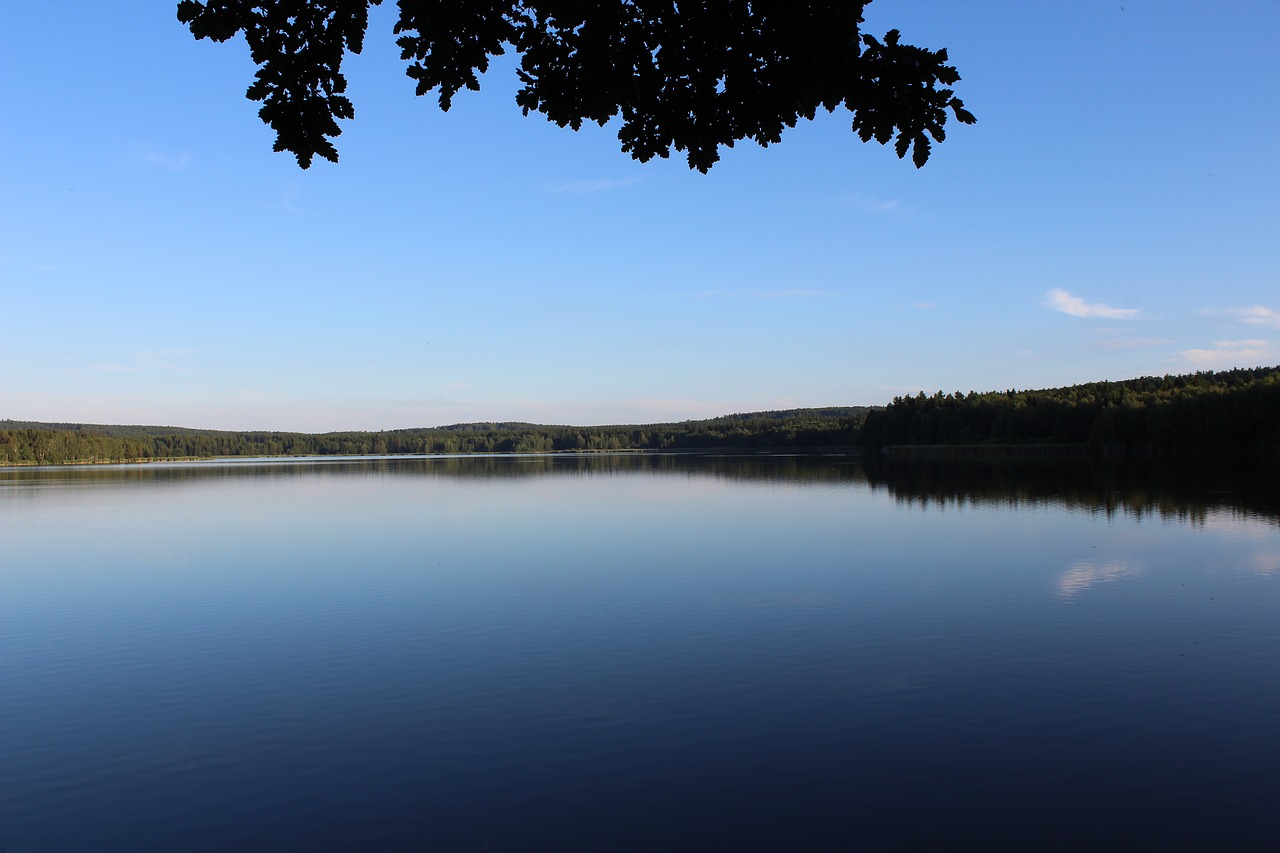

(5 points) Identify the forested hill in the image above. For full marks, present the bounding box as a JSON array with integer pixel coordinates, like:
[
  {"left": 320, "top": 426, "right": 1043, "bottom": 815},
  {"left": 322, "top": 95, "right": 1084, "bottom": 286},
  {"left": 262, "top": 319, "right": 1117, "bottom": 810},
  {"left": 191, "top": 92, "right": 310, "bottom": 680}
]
[
  {"left": 862, "top": 365, "right": 1280, "bottom": 454},
  {"left": 0, "top": 408, "right": 869, "bottom": 465},
  {"left": 7, "top": 366, "right": 1280, "bottom": 465}
]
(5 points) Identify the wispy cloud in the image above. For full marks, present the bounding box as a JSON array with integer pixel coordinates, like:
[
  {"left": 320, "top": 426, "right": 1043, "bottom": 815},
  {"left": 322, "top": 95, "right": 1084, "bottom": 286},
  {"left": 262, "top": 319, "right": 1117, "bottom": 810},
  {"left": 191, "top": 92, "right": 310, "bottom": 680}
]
[
  {"left": 857, "top": 195, "right": 900, "bottom": 213},
  {"left": 1178, "top": 339, "right": 1278, "bottom": 367},
  {"left": 1045, "top": 288, "right": 1141, "bottom": 319},
  {"left": 444, "top": 381, "right": 470, "bottom": 390},
  {"left": 1224, "top": 305, "right": 1280, "bottom": 328},
  {"left": 701, "top": 288, "right": 837, "bottom": 299},
  {"left": 261, "top": 184, "right": 302, "bottom": 214},
  {"left": 836, "top": 191, "right": 904, "bottom": 214},
  {"left": 548, "top": 176, "right": 645, "bottom": 194},
  {"left": 912, "top": 301, "right": 936, "bottom": 310},
  {"left": 1086, "top": 337, "right": 1171, "bottom": 350},
  {"left": 143, "top": 149, "right": 191, "bottom": 171},
  {"left": 1085, "top": 328, "right": 1169, "bottom": 351}
]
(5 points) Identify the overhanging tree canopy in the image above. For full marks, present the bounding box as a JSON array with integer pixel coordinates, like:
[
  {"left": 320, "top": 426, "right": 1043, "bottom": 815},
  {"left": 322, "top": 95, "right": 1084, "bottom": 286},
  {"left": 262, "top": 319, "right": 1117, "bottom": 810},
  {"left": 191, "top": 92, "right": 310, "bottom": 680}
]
[{"left": 177, "top": 0, "right": 974, "bottom": 171}]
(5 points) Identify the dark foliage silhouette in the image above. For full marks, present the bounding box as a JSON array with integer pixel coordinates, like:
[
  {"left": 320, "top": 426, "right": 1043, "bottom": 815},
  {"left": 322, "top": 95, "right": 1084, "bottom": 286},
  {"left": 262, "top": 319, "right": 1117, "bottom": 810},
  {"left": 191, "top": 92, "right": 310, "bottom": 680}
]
[
  {"left": 176, "top": 0, "right": 975, "bottom": 170},
  {"left": 0, "top": 408, "right": 866, "bottom": 464},
  {"left": 861, "top": 366, "right": 1280, "bottom": 455}
]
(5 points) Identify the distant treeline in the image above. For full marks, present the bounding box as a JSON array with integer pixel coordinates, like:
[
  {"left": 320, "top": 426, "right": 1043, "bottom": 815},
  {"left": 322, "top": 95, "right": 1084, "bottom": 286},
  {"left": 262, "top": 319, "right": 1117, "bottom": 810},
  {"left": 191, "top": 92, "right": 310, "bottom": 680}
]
[
  {"left": 862, "top": 365, "right": 1280, "bottom": 455},
  {"left": 0, "top": 408, "right": 866, "bottom": 466},
  {"left": 6, "top": 366, "right": 1280, "bottom": 466}
]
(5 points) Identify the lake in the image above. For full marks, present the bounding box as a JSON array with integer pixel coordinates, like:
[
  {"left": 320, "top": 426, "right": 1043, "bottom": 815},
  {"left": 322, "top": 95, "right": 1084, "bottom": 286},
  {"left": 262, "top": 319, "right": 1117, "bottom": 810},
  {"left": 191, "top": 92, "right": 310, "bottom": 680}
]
[{"left": 2, "top": 453, "right": 1279, "bottom": 850}]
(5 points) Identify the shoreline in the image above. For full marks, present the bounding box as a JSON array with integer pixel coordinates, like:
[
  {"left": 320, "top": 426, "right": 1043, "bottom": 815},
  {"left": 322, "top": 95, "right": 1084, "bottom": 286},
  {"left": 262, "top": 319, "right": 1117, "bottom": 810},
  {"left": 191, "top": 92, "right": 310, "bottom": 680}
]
[{"left": 0, "top": 445, "right": 866, "bottom": 470}]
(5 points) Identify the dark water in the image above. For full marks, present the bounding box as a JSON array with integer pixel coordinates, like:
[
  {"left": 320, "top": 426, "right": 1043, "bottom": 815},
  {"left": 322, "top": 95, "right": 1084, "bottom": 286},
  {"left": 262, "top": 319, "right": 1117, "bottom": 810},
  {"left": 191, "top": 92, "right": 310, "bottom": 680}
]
[{"left": 2, "top": 453, "right": 1278, "bottom": 851}]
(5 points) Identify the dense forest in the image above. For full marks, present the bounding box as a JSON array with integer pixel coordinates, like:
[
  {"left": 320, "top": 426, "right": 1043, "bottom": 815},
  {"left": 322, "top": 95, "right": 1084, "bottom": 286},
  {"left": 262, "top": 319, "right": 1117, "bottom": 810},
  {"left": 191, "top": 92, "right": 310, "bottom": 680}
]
[
  {"left": 0, "top": 408, "right": 866, "bottom": 465},
  {"left": 4, "top": 366, "right": 1279, "bottom": 466},
  {"left": 861, "top": 366, "right": 1280, "bottom": 455}
]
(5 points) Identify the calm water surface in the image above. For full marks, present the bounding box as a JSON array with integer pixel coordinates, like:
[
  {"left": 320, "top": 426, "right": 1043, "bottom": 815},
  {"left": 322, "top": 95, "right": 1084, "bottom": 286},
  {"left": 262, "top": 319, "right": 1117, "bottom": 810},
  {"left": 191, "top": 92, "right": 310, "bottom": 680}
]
[{"left": 2, "top": 453, "right": 1278, "bottom": 850}]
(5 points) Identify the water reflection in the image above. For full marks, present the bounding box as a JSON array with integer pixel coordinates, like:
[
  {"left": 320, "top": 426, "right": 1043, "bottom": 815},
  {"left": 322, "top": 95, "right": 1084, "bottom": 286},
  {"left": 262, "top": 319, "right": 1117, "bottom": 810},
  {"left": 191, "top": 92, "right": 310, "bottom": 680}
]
[
  {"left": 1055, "top": 559, "right": 1145, "bottom": 599},
  {"left": 3, "top": 451, "right": 1280, "bottom": 850},
  {"left": 0, "top": 451, "right": 863, "bottom": 487},
  {"left": 862, "top": 453, "right": 1280, "bottom": 527},
  {"left": 1248, "top": 552, "right": 1280, "bottom": 575},
  {"left": 6, "top": 451, "right": 1277, "bottom": 527}
]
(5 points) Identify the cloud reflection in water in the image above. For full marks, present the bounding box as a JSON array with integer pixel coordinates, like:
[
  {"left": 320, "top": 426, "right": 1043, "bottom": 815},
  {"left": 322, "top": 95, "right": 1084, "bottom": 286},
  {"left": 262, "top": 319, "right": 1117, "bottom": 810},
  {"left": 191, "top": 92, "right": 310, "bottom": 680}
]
[{"left": 1056, "top": 559, "right": 1144, "bottom": 599}]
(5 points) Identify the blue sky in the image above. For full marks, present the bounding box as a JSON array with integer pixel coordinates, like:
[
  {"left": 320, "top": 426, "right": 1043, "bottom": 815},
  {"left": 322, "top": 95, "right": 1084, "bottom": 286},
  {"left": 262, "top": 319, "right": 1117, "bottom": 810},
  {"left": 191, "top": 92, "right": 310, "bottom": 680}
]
[{"left": 3, "top": 1, "right": 1278, "bottom": 431}]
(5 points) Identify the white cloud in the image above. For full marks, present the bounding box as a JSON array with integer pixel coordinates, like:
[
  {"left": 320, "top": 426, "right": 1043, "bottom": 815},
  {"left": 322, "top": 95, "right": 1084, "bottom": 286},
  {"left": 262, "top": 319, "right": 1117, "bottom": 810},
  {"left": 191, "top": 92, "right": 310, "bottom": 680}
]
[
  {"left": 1226, "top": 306, "right": 1280, "bottom": 328},
  {"left": 1045, "top": 288, "right": 1141, "bottom": 319},
  {"left": 912, "top": 301, "right": 936, "bottom": 310},
  {"left": 1178, "top": 339, "right": 1278, "bottom": 367}
]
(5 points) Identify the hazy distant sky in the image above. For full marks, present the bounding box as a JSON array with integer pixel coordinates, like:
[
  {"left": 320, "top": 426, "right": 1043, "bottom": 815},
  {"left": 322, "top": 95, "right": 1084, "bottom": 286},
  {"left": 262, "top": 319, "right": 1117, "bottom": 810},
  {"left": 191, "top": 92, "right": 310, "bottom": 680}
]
[{"left": 3, "top": 1, "right": 1278, "bottom": 431}]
